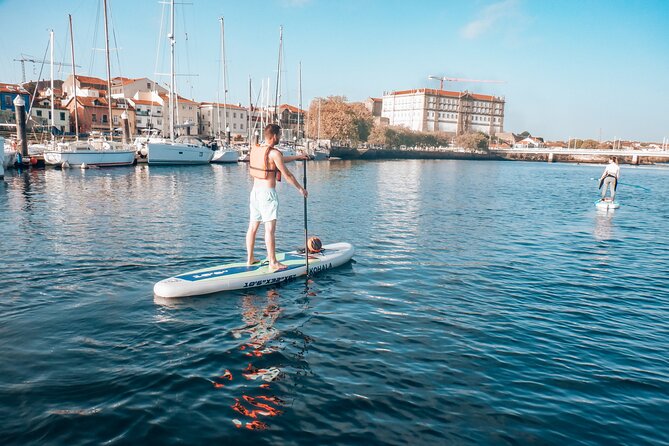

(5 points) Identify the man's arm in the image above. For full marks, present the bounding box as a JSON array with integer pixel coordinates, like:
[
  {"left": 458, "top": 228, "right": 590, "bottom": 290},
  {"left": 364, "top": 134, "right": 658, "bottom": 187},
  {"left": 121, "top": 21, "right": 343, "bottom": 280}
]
[
  {"left": 282, "top": 151, "right": 310, "bottom": 163},
  {"left": 271, "top": 151, "right": 308, "bottom": 197}
]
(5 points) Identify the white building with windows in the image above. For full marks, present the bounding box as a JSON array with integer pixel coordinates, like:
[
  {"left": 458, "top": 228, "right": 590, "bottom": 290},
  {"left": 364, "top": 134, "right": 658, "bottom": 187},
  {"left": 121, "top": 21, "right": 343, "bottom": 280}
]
[
  {"left": 127, "top": 98, "right": 163, "bottom": 134},
  {"left": 198, "top": 102, "right": 248, "bottom": 139},
  {"left": 381, "top": 88, "right": 505, "bottom": 136},
  {"left": 30, "top": 97, "right": 70, "bottom": 134}
]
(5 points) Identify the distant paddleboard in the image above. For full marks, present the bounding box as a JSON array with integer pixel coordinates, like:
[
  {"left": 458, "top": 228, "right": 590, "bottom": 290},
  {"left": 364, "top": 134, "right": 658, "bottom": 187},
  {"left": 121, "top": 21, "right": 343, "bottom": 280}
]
[
  {"left": 154, "top": 242, "right": 355, "bottom": 298},
  {"left": 595, "top": 200, "right": 620, "bottom": 210}
]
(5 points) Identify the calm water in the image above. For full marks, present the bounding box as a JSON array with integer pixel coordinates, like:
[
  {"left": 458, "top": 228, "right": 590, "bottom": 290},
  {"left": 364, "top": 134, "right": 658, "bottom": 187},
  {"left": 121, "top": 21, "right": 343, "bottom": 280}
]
[{"left": 1, "top": 160, "right": 668, "bottom": 445}]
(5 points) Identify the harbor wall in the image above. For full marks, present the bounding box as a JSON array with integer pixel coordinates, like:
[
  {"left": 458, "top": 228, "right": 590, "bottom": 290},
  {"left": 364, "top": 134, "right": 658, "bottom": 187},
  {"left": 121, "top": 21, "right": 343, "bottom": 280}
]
[{"left": 330, "top": 146, "right": 668, "bottom": 165}]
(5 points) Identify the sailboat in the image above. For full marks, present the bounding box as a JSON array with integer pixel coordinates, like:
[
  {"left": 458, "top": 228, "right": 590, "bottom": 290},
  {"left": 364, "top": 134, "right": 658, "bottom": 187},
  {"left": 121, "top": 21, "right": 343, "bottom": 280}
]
[
  {"left": 45, "top": 3, "right": 134, "bottom": 167},
  {"left": 147, "top": 0, "right": 213, "bottom": 165},
  {"left": 211, "top": 17, "right": 239, "bottom": 164}
]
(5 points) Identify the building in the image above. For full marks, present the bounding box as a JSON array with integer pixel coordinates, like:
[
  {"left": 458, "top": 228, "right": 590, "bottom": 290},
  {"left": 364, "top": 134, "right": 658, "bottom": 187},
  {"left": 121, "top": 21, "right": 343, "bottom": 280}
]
[
  {"left": 513, "top": 136, "right": 545, "bottom": 149},
  {"left": 110, "top": 77, "right": 167, "bottom": 99},
  {"left": 64, "top": 89, "right": 136, "bottom": 135},
  {"left": 364, "top": 97, "right": 383, "bottom": 117},
  {"left": 62, "top": 74, "right": 108, "bottom": 98},
  {"left": 128, "top": 98, "right": 164, "bottom": 134},
  {"left": 30, "top": 97, "right": 70, "bottom": 134},
  {"left": 381, "top": 88, "right": 505, "bottom": 136},
  {"left": 158, "top": 94, "right": 199, "bottom": 136},
  {"left": 0, "top": 83, "right": 31, "bottom": 123},
  {"left": 198, "top": 102, "right": 249, "bottom": 139},
  {"left": 277, "top": 104, "right": 306, "bottom": 140}
]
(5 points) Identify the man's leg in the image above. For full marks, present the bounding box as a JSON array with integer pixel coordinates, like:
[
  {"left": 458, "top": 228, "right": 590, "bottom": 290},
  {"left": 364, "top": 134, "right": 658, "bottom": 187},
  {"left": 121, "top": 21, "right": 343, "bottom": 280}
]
[
  {"left": 246, "top": 220, "right": 261, "bottom": 265},
  {"left": 264, "top": 220, "right": 286, "bottom": 270}
]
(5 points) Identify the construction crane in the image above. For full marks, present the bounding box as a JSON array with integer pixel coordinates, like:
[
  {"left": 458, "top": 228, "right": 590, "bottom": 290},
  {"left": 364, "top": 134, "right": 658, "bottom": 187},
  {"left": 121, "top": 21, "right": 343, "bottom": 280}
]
[
  {"left": 428, "top": 75, "right": 505, "bottom": 90},
  {"left": 13, "top": 54, "right": 80, "bottom": 83}
]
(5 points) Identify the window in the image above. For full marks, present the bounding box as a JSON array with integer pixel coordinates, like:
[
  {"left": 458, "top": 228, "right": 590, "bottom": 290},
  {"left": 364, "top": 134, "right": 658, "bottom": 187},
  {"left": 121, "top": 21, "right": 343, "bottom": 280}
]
[
  {"left": 240, "top": 124, "right": 244, "bottom": 130},
  {"left": 113, "top": 116, "right": 119, "bottom": 125},
  {"left": 147, "top": 82, "right": 151, "bottom": 89},
  {"left": 92, "top": 114, "right": 97, "bottom": 122},
  {"left": 233, "top": 112, "right": 237, "bottom": 118},
  {"left": 36, "top": 110, "right": 42, "bottom": 117},
  {"left": 157, "top": 119, "right": 162, "bottom": 125},
  {"left": 60, "top": 112, "right": 65, "bottom": 121},
  {"left": 5, "top": 96, "right": 12, "bottom": 107},
  {"left": 233, "top": 123, "right": 237, "bottom": 129},
  {"left": 102, "top": 115, "right": 108, "bottom": 123}
]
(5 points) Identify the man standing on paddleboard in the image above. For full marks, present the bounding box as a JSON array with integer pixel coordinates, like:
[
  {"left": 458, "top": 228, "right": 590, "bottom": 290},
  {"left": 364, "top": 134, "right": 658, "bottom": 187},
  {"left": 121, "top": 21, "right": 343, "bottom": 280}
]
[
  {"left": 247, "top": 124, "right": 308, "bottom": 271},
  {"left": 598, "top": 157, "right": 620, "bottom": 202}
]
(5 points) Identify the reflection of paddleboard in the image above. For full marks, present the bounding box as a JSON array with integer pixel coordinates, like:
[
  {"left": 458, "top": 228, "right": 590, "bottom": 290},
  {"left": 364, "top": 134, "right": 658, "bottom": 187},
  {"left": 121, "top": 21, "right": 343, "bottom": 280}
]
[
  {"left": 154, "top": 242, "right": 355, "bottom": 298},
  {"left": 595, "top": 200, "right": 620, "bottom": 210}
]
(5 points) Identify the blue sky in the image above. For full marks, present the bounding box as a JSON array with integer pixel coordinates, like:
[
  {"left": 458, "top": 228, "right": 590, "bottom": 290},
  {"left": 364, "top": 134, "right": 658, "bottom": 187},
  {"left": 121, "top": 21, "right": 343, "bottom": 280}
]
[{"left": 0, "top": 0, "right": 667, "bottom": 141}]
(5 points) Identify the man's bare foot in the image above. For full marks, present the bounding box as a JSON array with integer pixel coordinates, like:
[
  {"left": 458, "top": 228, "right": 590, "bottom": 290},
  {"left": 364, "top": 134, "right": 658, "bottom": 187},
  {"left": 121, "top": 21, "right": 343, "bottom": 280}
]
[
  {"left": 269, "top": 262, "right": 287, "bottom": 272},
  {"left": 247, "top": 257, "right": 259, "bottom": 266}
]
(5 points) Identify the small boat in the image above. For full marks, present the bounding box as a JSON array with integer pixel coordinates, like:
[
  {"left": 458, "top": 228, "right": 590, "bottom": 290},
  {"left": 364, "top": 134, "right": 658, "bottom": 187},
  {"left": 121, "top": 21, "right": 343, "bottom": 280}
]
[
  {"left": 210, "top": 141, "right": 239, "bottom": 163},
  {"left": 148, "top": 136, "right": 213, "bottom": 165},
  {"left": 45, "top": 140, "right": 135, "bottom": 167},
  {"left": 2, "top": 137, "right": 18, "bottom": 169}
]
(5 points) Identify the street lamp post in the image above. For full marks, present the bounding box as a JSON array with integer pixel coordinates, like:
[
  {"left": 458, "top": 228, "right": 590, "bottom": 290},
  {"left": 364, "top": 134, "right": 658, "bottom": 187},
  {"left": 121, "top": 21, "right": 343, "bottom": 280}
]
[{"left": 226, "top": 125, "right": 231, "bottom": 145}]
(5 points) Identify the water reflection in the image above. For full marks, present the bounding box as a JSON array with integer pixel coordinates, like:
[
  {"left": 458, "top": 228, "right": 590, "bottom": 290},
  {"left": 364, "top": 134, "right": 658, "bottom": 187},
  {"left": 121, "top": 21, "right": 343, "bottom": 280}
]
[
  {"left": 227, "top": 290, "right": 286, "bottom": 431},
  {"left": 594, "top": 208, "right": 616, "bottom": 241}
]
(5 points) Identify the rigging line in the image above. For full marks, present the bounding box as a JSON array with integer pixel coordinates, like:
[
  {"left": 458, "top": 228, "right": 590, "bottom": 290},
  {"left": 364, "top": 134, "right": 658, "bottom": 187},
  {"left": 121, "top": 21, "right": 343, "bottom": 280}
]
[
  {"left": 89, "top": 0, "right": 101, "bottom": 75},
  {"left": 181, "top": 5, "right": 193, "bottom": 99},
  {"left": 27, "top": 36, "right": 51, "bottom": 121},
  {"left": 109, "top": 0, "right": 124, "bottom": 85},
  {"left": 151, "top": 1, "right": 167, "bottom": 128}
]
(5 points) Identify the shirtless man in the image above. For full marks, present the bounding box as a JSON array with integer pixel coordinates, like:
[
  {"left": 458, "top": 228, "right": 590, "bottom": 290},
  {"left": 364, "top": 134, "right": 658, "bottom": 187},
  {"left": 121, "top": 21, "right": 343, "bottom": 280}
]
[{"left": 246, "top": 124, "right": 308, "bottom": 271}]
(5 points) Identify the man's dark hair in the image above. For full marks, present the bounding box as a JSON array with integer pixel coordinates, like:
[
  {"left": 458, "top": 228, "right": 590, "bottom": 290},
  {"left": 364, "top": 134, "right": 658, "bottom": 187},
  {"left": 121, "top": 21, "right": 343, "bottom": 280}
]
[{"left": 264, "top": 124, "right": 281, "bottom": 137}]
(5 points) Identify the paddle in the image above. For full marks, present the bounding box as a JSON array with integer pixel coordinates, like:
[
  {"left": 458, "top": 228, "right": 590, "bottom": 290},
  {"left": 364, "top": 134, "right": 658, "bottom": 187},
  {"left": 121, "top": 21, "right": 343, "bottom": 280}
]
[
  {"left": 590, "top": 178, "right": 650, "bottom": 192},
  {"left": 303, "top": 157, "right": 309, "bottom": 277}
]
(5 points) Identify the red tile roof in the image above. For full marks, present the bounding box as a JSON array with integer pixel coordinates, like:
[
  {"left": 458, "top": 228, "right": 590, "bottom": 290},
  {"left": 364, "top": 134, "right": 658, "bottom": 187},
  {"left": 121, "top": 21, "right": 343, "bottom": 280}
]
[
  {"left": 75, "top": 75, "right": 107, "bottom": 86},
  {"left": 130, "top": 99, "right": 162, "bottom": 106},
  {"left": 199, "top": 102, "right": 247, "bottom": 111},
  {"left": 159, "top": 93, "right": 198, "bottom": 104},
  {"left": 389, "top": 88, "right": 498, "bottom": 102},
  {"left": 279, "top": 104, "right": 306, "bottom": 114},
  {"left": 0, "top": 82, "right": 29, "bottom": 94}
]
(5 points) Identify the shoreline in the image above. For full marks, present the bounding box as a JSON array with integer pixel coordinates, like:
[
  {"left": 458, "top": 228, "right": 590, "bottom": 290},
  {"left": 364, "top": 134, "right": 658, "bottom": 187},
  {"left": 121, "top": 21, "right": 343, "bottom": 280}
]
[{"left": 330, "top": 146, "right": 669, "bottom": 165}]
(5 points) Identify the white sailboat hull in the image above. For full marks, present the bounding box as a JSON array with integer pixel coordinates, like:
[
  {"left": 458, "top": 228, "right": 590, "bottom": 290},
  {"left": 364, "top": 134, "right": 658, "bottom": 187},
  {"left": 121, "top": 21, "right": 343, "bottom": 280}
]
[
  {"left": 44, "top": 149, "right": 135, "bottom": 166},
  {"left": 148, "top": 142, "right": 213, "bottom": 165},
  {"left": 211, "top": 149, "right": 239, "bottom": 163}
]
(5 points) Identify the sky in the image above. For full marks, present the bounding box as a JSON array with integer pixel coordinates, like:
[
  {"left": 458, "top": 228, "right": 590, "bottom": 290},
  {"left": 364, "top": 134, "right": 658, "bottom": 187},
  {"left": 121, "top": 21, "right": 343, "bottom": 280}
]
[{"left": 0, "top": 0, "right": 667, "bottom": 141}]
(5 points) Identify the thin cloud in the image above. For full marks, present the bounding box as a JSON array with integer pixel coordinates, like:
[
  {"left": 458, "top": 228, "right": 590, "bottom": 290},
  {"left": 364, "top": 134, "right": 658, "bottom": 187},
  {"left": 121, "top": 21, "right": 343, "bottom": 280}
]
[{"left": 461, "top": 0, "right": 519, "bottom": 39}]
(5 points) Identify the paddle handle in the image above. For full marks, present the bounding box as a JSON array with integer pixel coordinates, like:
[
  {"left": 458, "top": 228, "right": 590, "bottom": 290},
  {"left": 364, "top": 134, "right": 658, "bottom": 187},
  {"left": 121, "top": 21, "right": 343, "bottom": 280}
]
[{"left": 303, "top": 158, "right": 309, "bottom": 276}]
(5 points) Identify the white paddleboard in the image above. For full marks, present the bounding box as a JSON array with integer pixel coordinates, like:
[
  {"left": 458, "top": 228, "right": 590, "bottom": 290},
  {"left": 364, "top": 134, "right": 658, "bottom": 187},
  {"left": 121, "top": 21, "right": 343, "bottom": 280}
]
[
  {"left": 154, "top": 242, "right": 355, "bottom": 298},
  {"left": 595, "top": 200, "right": 620, "bottom": 210}
]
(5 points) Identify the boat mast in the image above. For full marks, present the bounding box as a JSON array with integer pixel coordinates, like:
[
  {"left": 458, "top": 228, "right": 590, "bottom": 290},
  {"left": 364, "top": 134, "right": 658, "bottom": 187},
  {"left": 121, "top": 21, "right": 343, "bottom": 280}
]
[
  {"left": 298, "top": 61, "right": 302, "bottom": 142},
  {"left": 50, "top": 29, "right": 55, "bottom": 143},
  {"left": 248, "top": 76, "right": 252, "bottom": 146},
  {"left": 102, "top": 0, "right": 114, "bottom": 139},
  {"left": 221, "top": 17, "right": 228, "bottom": 140},
  {"left": 273, "top": 26, "right": 282, "bottom": 124},
  {"left": 69, "top": 14, "right": 79, "bottom": 141},
  {"left": 169, "top": 0, "right": 175, "bottom": 141}
]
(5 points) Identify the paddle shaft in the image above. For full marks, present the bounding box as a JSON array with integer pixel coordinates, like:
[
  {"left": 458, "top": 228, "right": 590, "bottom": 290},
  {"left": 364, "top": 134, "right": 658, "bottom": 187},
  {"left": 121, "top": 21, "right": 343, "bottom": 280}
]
[{"left": 303, "top": 159, "right": 309, "bottom": 276}]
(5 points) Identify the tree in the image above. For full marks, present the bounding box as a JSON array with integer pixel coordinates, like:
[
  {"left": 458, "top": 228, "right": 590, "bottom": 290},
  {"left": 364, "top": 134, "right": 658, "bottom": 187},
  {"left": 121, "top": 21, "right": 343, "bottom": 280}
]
[
  {"left": 456, "top": 132, "right": 489, "bottom": 151},
  {"left": 519, "top": 131, "right": 531, "bottom": 138},
  {"left": 580, "top": 139, "right": 599, "bottom": 149},
  {"left": 306, "top": 96, "right": 373, "bottom": 144}
]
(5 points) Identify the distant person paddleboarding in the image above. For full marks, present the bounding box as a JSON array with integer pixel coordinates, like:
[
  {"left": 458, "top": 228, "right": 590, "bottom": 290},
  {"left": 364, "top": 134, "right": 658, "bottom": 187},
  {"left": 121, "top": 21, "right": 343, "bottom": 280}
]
[
  {"left": 246, "top": 124, "right": 308, "bottom": 271},
  {"left": 598, "top": 157, "right": 620, "bottom": 202}
]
